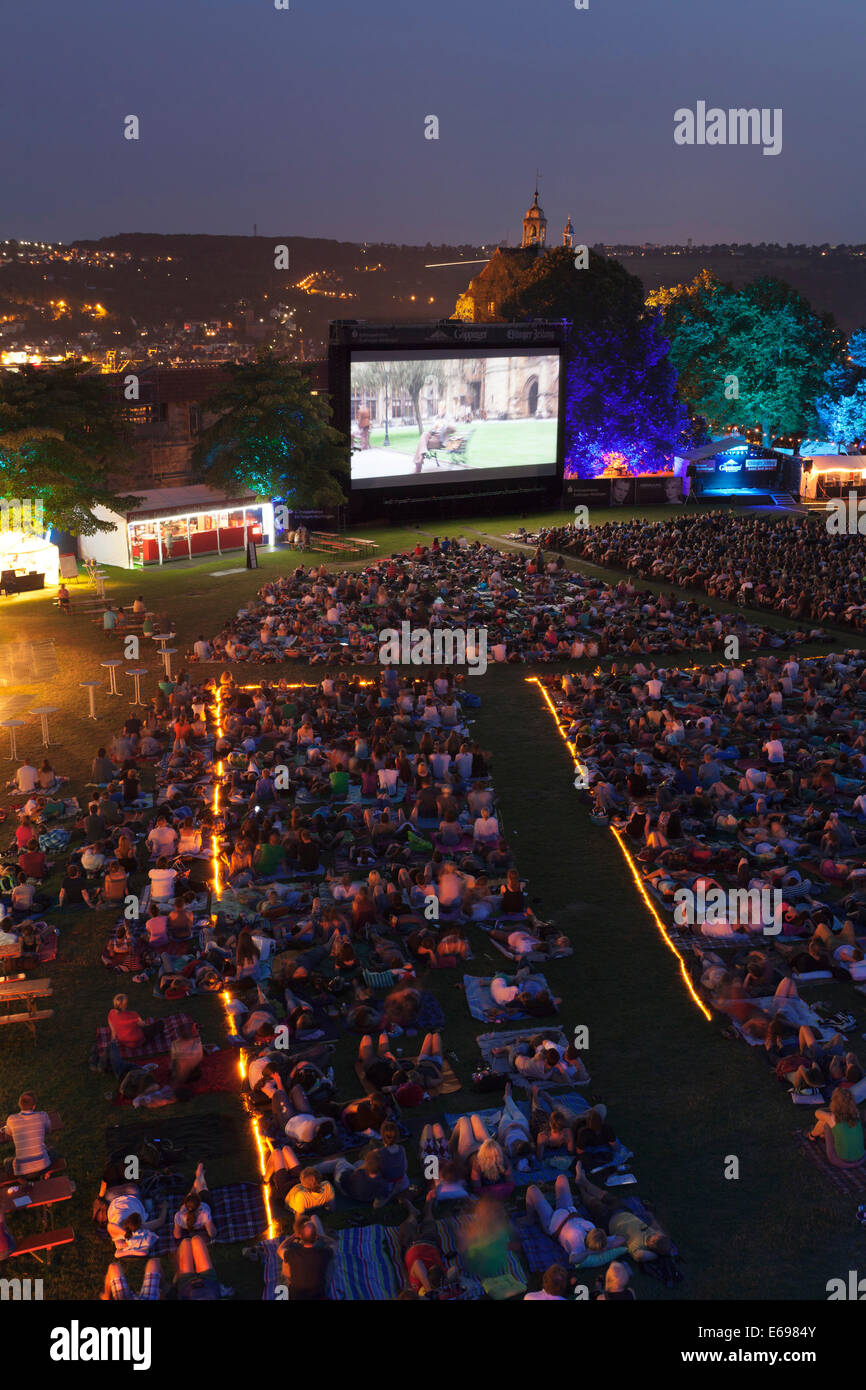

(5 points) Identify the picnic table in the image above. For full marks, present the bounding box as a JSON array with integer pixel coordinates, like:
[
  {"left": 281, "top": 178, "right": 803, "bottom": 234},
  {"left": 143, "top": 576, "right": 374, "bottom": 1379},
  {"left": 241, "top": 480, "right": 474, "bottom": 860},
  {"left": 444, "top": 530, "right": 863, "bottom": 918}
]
[
  {"left": 0, "top": 1175, "right": 75, "bottom": 1229},
  {"left": 309, "top": 532, "right": 378, "bottom": 558},
  {"left": 0, "top": 976, "right": 53, "bottom": 1037}
]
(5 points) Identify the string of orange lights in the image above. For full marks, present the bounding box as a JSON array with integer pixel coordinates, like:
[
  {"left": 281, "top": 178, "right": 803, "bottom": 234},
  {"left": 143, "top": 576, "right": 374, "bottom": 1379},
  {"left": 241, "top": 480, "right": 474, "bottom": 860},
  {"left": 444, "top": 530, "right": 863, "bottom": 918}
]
[
  {"left": 526, "top": 675, "right": 712, "bottom": 1021},
  {"left": 208, "top": 676, "right": 378, "bottom": 1242}
]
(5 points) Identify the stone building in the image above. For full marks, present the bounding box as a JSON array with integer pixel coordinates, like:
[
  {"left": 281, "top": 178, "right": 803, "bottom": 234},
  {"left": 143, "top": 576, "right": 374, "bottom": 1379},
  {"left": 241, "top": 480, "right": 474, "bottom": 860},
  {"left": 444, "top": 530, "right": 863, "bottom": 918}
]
[{"left": 453, "top": 188, "right": 574, "bottom": 322}]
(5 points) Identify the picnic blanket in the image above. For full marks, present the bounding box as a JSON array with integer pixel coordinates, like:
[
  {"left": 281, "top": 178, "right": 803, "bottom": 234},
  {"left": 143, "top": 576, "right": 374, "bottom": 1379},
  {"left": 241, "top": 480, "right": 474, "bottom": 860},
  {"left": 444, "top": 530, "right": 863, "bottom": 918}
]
[
  {"left": 353, "top": 1055, "right": 461, "bottom": 1097},
  {"left": 106, "top": 1111, "right": 247, "bottom": 1165},
  {"left": 476, "top": 1027, "right": 571, "bottom": 1081},
  {"left": 142, "top": 1180, "right": 267, "bottom": 1255},
  {"left": 464, "top": 973, "right": 556, "bottom": 1023},
  {"left": 443, "top": 1101, "right": 573, "bottom": 1186},
  {"left": 793, "top": 1130, "right": 866, "bottom": 1196},
  {"left": 111, "top": 1048, "right": 239, "bottom": 1106},
  {"left": 326, "top": 1213, "right": 526, "bottom": 1300},
  {"left": 96, "top": 1012, "right": 196, "bottom": 1060}
]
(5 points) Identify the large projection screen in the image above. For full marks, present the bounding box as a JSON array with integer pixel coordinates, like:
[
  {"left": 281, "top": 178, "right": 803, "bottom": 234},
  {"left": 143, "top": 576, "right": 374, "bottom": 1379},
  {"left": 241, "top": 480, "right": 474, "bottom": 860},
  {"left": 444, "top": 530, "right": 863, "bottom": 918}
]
[{"left": 349, "top": 349, "right": 560, "bottom": 491}]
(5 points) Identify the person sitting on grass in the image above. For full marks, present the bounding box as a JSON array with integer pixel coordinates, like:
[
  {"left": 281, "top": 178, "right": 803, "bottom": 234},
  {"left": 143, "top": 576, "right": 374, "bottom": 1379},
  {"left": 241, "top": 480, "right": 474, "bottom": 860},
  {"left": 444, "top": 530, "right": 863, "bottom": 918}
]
[
  {"left": 809, "top": 1085, "right": 866, "bottom": 1163},
  {"left": 276, "top": 1215, "right": 334, "bottom": 1301},
  {"left": 525, "top": 1264, "right": 569, "bottom": 1300},
  {"left": 107, "top": 992, "right": 163, "bottom": 1051}
]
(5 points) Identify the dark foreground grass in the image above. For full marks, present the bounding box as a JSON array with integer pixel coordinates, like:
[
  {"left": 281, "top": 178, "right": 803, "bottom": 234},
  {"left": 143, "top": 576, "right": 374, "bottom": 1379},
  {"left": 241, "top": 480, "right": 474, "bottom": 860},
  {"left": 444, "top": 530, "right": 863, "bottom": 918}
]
[{"left": 0, "top": 509, "right": 862, "bottom": 1300}]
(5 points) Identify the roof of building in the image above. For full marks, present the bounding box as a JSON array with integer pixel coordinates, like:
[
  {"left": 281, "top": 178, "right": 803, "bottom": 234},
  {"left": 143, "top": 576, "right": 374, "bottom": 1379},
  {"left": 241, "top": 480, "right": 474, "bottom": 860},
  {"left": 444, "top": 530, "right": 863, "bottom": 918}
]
[{"left": 121, "top": 484, "right": 261, "bottom": 521}]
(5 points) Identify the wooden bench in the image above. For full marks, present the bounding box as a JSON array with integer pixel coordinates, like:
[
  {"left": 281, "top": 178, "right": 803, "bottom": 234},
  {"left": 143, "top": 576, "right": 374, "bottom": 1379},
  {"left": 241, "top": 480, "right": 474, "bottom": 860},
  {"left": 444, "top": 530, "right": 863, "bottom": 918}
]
[
  {"left": 0, "top": 978, "right": 53, "bottom": 1038},
  {"left": 8, "top": 1225, "right": 74, "bottom": 1263}
]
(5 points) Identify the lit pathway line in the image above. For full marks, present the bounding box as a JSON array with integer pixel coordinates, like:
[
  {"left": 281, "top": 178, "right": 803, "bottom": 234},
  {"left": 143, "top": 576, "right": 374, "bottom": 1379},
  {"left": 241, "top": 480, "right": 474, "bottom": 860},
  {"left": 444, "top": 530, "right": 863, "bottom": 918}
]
[
  {"left": 526, "top": 675, "right": 712, "bottom": 1022},
  {"left": 210, "top": 681, "right": 279, "bottom": 1237}
]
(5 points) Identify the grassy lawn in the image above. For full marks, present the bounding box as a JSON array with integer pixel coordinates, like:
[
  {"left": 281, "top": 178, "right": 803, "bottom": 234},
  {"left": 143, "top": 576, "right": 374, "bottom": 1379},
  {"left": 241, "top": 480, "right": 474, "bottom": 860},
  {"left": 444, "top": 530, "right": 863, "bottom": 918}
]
[
  {"left": 0, "top": 507, "right": 860, "bottom": 1301},
  {"left": 367, "top": 418, "right": 558, "bottom": 469}
]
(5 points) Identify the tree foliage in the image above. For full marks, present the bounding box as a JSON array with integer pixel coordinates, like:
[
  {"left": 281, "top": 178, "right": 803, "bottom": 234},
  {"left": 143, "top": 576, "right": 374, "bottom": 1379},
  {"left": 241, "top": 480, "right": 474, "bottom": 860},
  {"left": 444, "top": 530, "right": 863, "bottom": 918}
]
[
  {"left": 648, "top": 272, "right": 843, "bottom": 443},
  {"left": 0, "top": 362, "right": 140, "bottom": 533},
  {"left": 816, "top": 328, "right": 866, "bottom": 446},
  {"left": 192, "top": 353, "right": 349, "bottom": 507},
  {"left": 498, "top": 247, "right": 690, "bottom": 475}
]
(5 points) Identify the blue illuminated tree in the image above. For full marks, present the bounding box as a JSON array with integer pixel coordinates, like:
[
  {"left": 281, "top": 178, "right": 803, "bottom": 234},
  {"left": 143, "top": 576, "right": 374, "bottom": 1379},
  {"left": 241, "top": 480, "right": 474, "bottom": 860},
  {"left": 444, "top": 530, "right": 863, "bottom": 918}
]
[
  {"left": 816, "top": 329, "right": 866, "bottom": 446},
  {"left": 499, "top": 247, "right": 689, "bottom": 477}
]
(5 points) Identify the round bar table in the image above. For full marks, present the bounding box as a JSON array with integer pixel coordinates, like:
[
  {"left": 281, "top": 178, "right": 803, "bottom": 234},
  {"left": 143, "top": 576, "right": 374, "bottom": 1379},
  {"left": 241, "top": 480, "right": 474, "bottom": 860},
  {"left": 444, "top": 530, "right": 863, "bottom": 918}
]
[
  {"left": 160, "top": 648, "right": 178, "bottom": 680},
  {"left": 101, "top": 659, "right": 123, "bottom": 696},
  {"left": 80, "top": 680, "right": 102, "bottom": 720},
  {"left": 126, "top": 668, "right": 148, "bottom": 707},
  {"left": 1, "top": 719, "right": 26, "bottom": 761},
  {"left": 29, "top": 706, "right": 60, "bottom": 747}
]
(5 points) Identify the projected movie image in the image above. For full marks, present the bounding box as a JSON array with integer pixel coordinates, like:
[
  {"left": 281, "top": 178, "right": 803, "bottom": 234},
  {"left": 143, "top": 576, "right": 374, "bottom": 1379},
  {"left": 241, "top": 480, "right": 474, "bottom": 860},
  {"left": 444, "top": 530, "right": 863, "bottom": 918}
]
[{"left": 349, "top": 351, "right": 560, "bottom": 489}]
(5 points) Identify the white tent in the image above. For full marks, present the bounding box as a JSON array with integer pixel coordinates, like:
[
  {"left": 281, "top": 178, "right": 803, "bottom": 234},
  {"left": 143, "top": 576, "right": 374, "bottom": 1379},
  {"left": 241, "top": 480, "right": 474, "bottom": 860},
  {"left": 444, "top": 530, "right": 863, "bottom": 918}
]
[{"left": 0, "top": 531, "right": 60, "bottom": 586}]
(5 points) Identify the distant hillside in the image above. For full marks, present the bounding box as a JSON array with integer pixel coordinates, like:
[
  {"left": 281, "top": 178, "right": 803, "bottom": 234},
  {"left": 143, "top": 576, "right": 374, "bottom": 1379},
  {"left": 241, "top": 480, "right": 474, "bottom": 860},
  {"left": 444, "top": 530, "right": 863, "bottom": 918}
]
[{"left": 2, "top": 235, "right": 865, "bottom": 358}]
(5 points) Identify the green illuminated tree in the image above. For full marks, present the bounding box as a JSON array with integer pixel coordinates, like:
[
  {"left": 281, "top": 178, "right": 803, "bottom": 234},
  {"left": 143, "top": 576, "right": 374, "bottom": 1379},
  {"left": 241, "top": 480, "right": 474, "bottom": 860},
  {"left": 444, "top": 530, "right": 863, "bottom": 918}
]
[
  {"left": 648, "top": 273, "right": 843, "bottom": 445},
  {"left": 192, "top": 353, "right": 348, "bottom": 507},
  {"left": 0, "top": 361, "right": 139, "bottom": 533}
]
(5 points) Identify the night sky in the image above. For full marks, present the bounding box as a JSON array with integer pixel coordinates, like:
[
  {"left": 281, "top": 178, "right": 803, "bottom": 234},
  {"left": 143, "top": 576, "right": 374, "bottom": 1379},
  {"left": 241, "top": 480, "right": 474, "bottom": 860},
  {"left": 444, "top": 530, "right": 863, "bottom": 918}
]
[{"left": 3, "top": 0, "right": 863, "bottom": 246}]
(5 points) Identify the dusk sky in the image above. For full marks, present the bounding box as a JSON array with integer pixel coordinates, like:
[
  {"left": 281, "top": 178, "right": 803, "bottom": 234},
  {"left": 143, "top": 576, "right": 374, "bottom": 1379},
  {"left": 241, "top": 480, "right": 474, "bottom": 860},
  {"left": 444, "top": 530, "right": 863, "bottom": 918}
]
[{"left": 4, "top": 0, "right": 864, "bottom": 247}]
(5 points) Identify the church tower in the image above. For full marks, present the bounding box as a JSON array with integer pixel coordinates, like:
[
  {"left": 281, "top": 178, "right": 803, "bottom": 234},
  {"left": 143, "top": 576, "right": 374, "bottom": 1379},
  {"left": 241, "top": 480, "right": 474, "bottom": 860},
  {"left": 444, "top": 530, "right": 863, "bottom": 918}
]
[
  {"left": 562, "top": 216, "right": 574, "bottom": 249},
  {"left": 521, "top": 187, "right": 547, "bottom": 251}
]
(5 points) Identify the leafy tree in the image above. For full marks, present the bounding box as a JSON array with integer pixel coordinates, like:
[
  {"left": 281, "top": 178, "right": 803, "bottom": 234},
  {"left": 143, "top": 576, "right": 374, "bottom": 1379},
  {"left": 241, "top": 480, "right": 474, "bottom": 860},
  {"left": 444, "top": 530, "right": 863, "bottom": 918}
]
[
  {"left": 499, "top": 247, "right": 690, "bottom": 475},
  {"left": 192, "top": 353, "right": 348, "bottom": 507},
  {"left": 648, "top": 272, "right": 843, "bottom": 445},
  {"left": 816, "top": 329, "right": 866, "bottom": 446},
  {"left": 0, "top": 361, "right": 140, "bottom": 533}
]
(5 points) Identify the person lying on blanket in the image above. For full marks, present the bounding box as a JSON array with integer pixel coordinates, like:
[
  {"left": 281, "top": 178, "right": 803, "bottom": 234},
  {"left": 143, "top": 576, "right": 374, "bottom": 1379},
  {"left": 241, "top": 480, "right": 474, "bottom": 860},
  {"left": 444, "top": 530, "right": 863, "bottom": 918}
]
[
  {"left": 396, "top": 1198, "right": 462, "bottom": 1298},
  {"left": 573, "top": 1161, "right": 672, "bottom": 1262},
  {"left": 270, "top": 1073, "right": 338, "bottom": 1151},
  {"left": 525, "top": 1176, "right": 622, "bottom": 1266},
  {"left": 172, "top": 1164, "right": 217, "bottom": 1242},
  {"left": 489, "top": 970, "right": 558, "bottom": 1018},
  {"left": 316, "top": 1151, "right": 393, "bottom": 1207},
  {"left": 490, "top": 1037, "right": 588, "bottom": 1085},
  {"left": 101, "top": 1256, "right": 164, "bottom": 1302}
]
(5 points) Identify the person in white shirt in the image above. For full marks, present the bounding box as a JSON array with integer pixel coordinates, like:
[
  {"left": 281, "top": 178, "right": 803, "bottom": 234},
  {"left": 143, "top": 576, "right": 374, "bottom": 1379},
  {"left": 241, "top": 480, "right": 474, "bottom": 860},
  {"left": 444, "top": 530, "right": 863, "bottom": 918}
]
[
  {"left": 490, "top": 975, "right": 520, "bottom": 1006},
  {"left": 149, "top": 859, "right": 178, "bottom": 901},
  {"left": 473, "top": 807, "right": 500, "bottom": 846},
  {"left": 763, "top": 738, "right": 785, "bottom": 763},
  {"left": 526, "top": 1175, "right": 619, "bottom": 1264},
  {"left": 645, "top": 677, "right": 662, "bottom": 700},
  {"left": 193, "top": 637, "right": 212, "bottom": 661},
  {"left": 524, "top": 1266, "right": 568, "bottom": 1300},
  {"left": 147, "top": 817, "right": 178, "bottom": 858},
  {"left": 15, "top": 762, "right": 38, "bottom": 794}
]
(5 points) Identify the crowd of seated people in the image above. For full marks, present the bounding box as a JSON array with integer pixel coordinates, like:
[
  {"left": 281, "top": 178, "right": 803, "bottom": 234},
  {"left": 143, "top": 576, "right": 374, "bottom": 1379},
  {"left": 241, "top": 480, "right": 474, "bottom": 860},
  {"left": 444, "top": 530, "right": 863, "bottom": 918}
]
[
  {"left": 190, "top": 666, "right": 678, "bottom": 1299},
  {"left": 532, "top": 512, "right": 863, "bottom": 634},
  {"left": 196, "top": 540, "right": 821, "bottom": 669},
  {"left": 541, "top": 648, "right": 866, "bottom": 1158}
]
